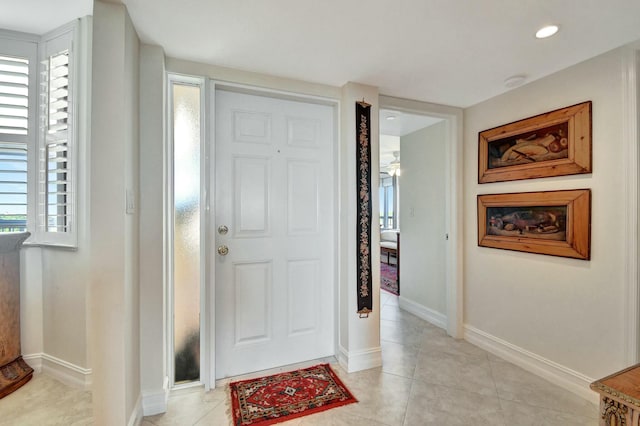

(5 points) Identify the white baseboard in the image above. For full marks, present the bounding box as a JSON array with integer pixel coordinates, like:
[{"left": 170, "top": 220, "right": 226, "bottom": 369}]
[
  {"left": 142, "top": 378, "right": 169, "bottom": 416},
  {"left": 337, "top": 344, "right": 382, "bottom": 373},
  {"left": 23, "top": 352, "right": 92, "bottom": 390},
  {"left": 127, "top": 394, "right": 143, "bottom": 426},
  {"left": 463, "top": 325, "right": 598, "bottom": 404},
  {"left": 337, "top": 345, "right": 348, "bottom": 371},
  {"left": 398, "top": 296, "right": 447, "bottom": 330},
  {"left": 22, "top": 353, "right": 42, "bottom": 373}
]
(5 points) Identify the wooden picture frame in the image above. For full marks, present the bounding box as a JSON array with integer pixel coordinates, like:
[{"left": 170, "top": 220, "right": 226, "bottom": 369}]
[
  {"left": 478, "top": 101, "right": 592, "bottom": 183},
  {"left": 478, "top": 189, "right": 591, "bottom": 260}
]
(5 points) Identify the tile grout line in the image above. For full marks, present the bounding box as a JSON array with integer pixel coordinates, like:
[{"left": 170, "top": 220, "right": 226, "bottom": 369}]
[{"left": 400, "top": 377, "right": 417, "bottom": 426}]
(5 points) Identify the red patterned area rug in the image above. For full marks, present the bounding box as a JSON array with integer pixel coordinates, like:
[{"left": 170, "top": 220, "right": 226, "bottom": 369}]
[
  {"left": 381, "top": 262, "right": 399, "bottom": 295},
  {"left": 229, "top": 363, "right": 357, "bottom": 426}
]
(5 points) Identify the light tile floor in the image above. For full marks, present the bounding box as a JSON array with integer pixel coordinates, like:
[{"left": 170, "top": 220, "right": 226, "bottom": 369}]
[
  {"left": 0, "top": 373, "right": 92, "bottom": 425},
  {"left": 0, "top": 292, "right": 600, "bottom": 425},
  {"left": 144, "top": 292, "right": 599, "bottom": 426}
]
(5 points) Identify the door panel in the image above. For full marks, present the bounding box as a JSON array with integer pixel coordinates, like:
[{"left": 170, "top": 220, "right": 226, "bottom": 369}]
[
  {"left": 287, "top": 117, "right": 320, "bottom": 148},
  {"left": 233, "top": 261, "right": 272, "bottom": 345},
  {"left": 214, "top": 89, "right": 335, "bottom": 379},
  {"left": 287, "top": 259, "right": 319, "bottom": 335},
  {"left": 233, "top": 156, "right": 270, "bottom": 236},
  {"left": 287, "top": 160, "right": 319, "bottom": 234},
  {"left": 234, "top": 110, "right": 272, "bottom": 144}
]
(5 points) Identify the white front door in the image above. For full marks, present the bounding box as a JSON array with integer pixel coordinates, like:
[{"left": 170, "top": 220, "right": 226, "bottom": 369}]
[{"left": 213, "top": 89, "right": 335, "bottom": 379}]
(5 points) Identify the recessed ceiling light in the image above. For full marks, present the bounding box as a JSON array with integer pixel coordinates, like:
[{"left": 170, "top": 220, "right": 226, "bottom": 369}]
[
  {"left": 536, "top": 25, "right": 559, "bottom": 39},
  {"left": 386, "top": 115, "right": 396, "bottom": 121}
]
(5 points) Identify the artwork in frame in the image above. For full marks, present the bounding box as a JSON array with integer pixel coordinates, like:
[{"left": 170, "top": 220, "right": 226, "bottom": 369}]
[
  {"left": 477, "top": 189, "right": 591, "bottom": 260},
  {"left": 478, "top": 101, "right": 592, "bottom": 183}
]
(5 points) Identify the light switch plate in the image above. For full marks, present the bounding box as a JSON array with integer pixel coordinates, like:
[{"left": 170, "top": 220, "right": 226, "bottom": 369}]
[{"left": 126, "top": 189, "right": 135, "bottom": 214}]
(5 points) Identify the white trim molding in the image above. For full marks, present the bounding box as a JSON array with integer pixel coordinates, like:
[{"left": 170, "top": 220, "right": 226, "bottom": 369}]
[
  {"left": 23, "top": 353, "right": 92, "bottom": 390},
  {"left": 142, "top": 376, "right": 169, "bottom": 416},
  {"left": 622, "top": 45, "right": 640, "bottom": 365},
  {"left": 22, "top": 353, "right": 42, "bottom": 373},
  {"left": 398, "top": 296, "right": 447, "bottom": 330},
  {"left": 463, "top": 325, "right": 598, "bottom": 404},
  {"left": 337, "top": 344, "right": 382, "bottom": 373},
  {"left": 128, "top": 394, "right": 143, "bottom": 426}
]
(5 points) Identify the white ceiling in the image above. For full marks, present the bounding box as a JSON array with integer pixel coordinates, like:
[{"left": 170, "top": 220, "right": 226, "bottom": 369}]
[
  {"left": 125, "top": 0, "right": 640, "bottom": 108},
  {"left": 379, "top": 109, "right": 441, "bottom": 171},
  {"left": 0, "top": 0, "right": 92, "bottom": 35},
  {"left": 380, "top": 135, "right": 400, "bottom": 172},
  {"left": 380, "top": 110, "right": 442, "bottom": 137},
  {"left": 3, "top": 1, "right": 640, "bottom": 107}
]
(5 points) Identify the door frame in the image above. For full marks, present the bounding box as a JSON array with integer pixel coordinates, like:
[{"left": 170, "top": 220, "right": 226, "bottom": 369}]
[
  {"left": 622, "top": 45, "right": 640, "bottom": 365},
  {"left": 206, "top": 81, "right": 341, "bottom": 388},
  {"left": 379, "top": 95, "right": 464, "bottom": 338}
]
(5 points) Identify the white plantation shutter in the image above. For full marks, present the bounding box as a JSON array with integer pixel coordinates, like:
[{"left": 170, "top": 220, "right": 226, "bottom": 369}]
[
  {"left": 0, "top": 22, "right": 80, "bottom": 245},
  {"left": 40, "top": 49, "right": 71, "bottom": 233},
  {"left": 0, "top": 55, "right": 29, "bottom": 137},
  {"left": 38, "top": 26, "right": 76, "bottom": 246},
  {"left": 0, "top": 37, "right": 36, "bottom": 234},
  {"left": 47, "top": 52, "right": 69, "bottom": 133},
  {"left": 0, "top": 56, "right": 29, "bottom": 231}
]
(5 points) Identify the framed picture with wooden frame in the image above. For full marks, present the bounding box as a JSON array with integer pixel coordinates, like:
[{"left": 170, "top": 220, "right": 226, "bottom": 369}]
[
  {"left": 478, "top": 101, "right": 592, "bottom": 183},
  {"left": 478, "top": 189, "right": 591, "bottom": 260}
]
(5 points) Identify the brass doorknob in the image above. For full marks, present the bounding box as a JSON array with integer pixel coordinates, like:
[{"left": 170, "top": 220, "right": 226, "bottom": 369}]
[{"left": 217, "top": 245, "right": 229, "bottom": 256}]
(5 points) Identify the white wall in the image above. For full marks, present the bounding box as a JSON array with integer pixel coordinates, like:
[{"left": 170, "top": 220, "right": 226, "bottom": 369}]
[
  {"left": 165, "top": 58, "right": 341, "bottom": 100},
  {"left": 19, "top": 16, "right": 93, "bottom": 388},
  {"left": 338, "top": 82, "right": 382, "bottom": 372},
  {"left": 20, "top": 247, "right": 43, "bottom": 357},
  {"left": 41, "top": 246, "right": 90, "bottom": 366},
  {"left": 139, "top": 44, "right": 167, "bottom": 415},
  {"left": 124, "top": 9, "right": 141, "bottom": 422},
  {"left": 463, "top": 46, "right": 636, "bottom": 388},
  {"left": 399, "top": 122, "right": 447, "bottom": 319},
  {"left": 90, "top": 2, "right": 141, "bottom": 424}
]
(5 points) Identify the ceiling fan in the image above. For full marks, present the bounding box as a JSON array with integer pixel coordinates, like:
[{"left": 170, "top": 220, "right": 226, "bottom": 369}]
[{"left": 386, "top": 151, "right": 401, "bottom": 177}]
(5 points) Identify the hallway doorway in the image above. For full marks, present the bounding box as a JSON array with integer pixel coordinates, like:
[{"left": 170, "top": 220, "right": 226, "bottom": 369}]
[{"left": 378, "top": 97, "right": 463, "bottom": 338}]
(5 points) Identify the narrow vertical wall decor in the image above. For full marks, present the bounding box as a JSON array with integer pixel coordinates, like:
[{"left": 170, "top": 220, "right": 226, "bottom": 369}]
[{"left": 356, "top": 100, "right": 373, "bottom": 316}]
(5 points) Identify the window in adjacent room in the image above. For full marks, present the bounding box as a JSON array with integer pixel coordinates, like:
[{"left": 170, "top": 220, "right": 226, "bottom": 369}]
[{"left": 379, "top": 175, "right": 396, "bottom": 229}]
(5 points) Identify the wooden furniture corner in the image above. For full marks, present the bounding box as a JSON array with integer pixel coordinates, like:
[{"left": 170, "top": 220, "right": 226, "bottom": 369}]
[
  {"left": 591, "top": 363, "right": 640, "bottom": 425},
  {"left": 0, "top": 232, "right": 33, "bottom": 399}
]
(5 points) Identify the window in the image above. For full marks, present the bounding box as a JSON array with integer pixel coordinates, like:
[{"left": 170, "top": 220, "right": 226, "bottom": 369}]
[
  {"left": 40, "top": 32, "right": 74, "bottom": 240},
  {"left": 168, "top": 75, "right": 205, "bottom": 386},
  {"left": 0, "top": 40, "right": 36, "bottom": 233},
  {"left": 380, "top": 175, "right": 397, "bottom": 229},
  {"left": 0, "top": 144, "right": 28, "bottom": 232},
  {"left": 0, "top": 21, "right": 80, "bottom": 247}
]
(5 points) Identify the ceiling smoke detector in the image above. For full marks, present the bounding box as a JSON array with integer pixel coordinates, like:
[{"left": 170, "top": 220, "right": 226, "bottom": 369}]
[{"left": 504, "top": 75, "right": 526, "bottom": 88}]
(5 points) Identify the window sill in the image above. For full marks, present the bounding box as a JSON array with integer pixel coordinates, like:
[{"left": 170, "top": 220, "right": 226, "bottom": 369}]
[{"left": 22, "top": 240, "right": 78, "bottom": 251}]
